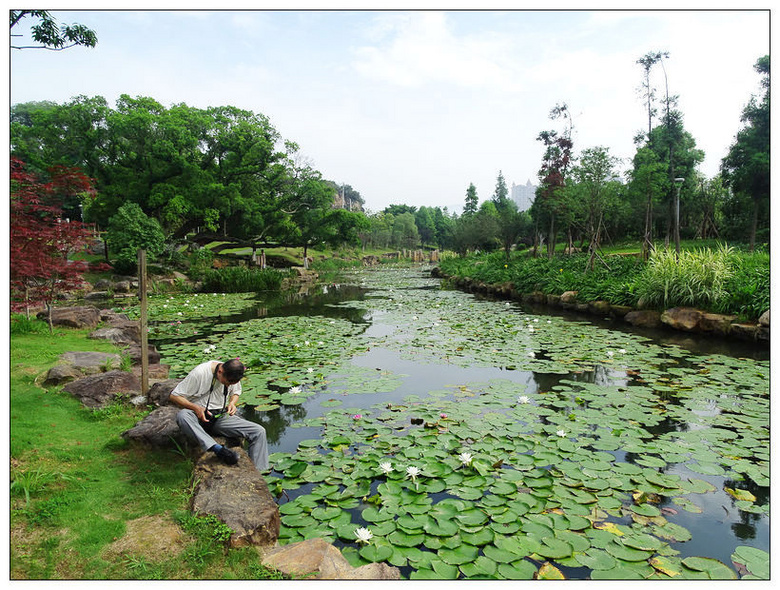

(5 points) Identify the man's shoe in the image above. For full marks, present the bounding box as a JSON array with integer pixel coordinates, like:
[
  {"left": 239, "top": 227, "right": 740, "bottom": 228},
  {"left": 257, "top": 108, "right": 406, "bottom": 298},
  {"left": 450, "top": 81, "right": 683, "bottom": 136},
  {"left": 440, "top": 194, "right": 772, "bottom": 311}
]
[{"left": 216, "top": 446, "right": 239, "bottom": 465}]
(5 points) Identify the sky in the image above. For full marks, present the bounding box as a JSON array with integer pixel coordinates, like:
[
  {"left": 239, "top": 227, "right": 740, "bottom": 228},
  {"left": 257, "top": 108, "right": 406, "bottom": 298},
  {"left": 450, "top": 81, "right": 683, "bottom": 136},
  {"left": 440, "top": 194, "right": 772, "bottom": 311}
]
[{"left": 9, "top": 4, "right": 771, "bottom": 214}]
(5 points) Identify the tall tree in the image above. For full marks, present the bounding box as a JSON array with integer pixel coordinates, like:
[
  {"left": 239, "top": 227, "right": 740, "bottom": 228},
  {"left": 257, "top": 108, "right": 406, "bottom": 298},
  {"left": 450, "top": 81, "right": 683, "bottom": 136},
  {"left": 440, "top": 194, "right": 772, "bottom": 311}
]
[
  {"left": 534, "top": 102, "right": 574, "bottom": 259},
  {"left": 569, "top": 146, "right": 620, "bottom": 269},
  {"left": 721, "top": 55, "right": 770, "bottom": 251},
  {"left": 635, "top": 50, "right": 669, "bottom": 258},
  {"left": 463, "top": 183, "right": 479, "bottom": 216}
]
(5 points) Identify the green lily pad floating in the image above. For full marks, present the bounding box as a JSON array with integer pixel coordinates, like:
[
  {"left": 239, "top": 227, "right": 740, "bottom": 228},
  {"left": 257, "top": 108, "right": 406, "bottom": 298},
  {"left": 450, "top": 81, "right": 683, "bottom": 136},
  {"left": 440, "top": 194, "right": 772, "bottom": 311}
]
[
  {"left": 438, "top": 544, "right": 480, "bottom": 565},
  {"left": 687, "top": 462, "right": 725, "bottom": 476},
  {"left": 359, "top": 543, "right": 393, "bottom": 563},
  {"left": 497, "top": 559, "right": 537, "bottom": 580},
  {"left": 730, "top": 546, "right": 769, "bottom": 579},
  {"left": 459, "top": 555, "right": 498, "bottom": 578},
  {"left": 605, "top": 540, "right": 653, "bottom": 562},
  {"left": 681, "top": 557, "right": 737, "bottom": 580}
]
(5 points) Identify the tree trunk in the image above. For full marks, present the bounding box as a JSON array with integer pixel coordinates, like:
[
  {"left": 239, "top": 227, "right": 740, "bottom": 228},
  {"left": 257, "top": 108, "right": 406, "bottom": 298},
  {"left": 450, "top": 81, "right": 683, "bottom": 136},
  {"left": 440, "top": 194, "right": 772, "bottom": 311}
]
[{"left": 547, "top": 215, "right": 556, "bottom": 260}]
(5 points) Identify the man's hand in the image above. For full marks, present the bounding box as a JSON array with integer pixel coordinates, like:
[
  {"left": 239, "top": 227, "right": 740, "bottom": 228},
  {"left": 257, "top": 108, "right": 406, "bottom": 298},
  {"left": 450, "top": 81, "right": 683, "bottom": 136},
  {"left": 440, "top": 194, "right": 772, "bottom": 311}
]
[{"left": 227, "top": 400, "right": 238, "bottom": 416}]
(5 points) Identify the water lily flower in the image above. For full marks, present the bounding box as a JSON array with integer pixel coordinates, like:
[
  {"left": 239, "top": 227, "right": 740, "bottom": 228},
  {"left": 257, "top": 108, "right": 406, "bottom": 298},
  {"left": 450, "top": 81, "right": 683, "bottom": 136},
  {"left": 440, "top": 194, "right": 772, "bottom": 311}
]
[
  {"left": 289, "top": 386, "right": 302, "bottom": 394},
  {"left": 440, "top": 413, "right": 447, "bottom": 419},
  {"left": 406, "top": 466, "right": 421, "bottom": 482},
  {"left": 307, "top": 368, "right": 314, "bottom": 373},
  {"left": 528, "top": 352, "right": 535, "bottom": 358},
  {"left": 304, "top": 341, "right": 310, "bottom": 346},
  {"left": 557, "top": 429, "right": 567, "bottom": 437},
  {"left": 607, "top": 351, "right": 615, "bottom": 357},
  {"left": 619, "top": 349, "right": 626, "bottom": 354},
  {"left": 518, "top": 395, "right": 530, "bottom": 404},
  {"left": 458, "top": 452, "right": 473, "bottom": 466},
  {"left": 379, "top": 461, "right": 393, "bottom": 474},
  {"left": 354, "top": 527, "right": 373, "bottom": 544},
  {"left": 353, "top": 414, "right": 362, "bottom": 420},
  {"left": 534, "top": 318, "right": 539, "bottom": 323}
]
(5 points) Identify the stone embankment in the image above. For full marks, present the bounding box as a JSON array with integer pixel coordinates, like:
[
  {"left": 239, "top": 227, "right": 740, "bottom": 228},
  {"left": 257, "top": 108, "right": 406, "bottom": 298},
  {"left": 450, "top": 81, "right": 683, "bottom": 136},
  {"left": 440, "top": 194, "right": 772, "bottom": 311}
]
[
  {"left": 431, "top": 267, "right": 769, "bottom": 344},
  {"left": 36, "top": 305, "right": 398, "bottom": 580}
]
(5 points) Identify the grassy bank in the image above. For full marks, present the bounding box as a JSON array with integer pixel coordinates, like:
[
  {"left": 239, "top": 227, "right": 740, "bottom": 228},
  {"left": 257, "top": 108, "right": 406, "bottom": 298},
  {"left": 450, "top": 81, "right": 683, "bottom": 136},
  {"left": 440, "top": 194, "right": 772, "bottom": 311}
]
[
  {"left": 438, "top": 243, "right": 769, "bottom": 322},
  {"left": 9, "top": 318, "right": 286, "bottom": 580}
]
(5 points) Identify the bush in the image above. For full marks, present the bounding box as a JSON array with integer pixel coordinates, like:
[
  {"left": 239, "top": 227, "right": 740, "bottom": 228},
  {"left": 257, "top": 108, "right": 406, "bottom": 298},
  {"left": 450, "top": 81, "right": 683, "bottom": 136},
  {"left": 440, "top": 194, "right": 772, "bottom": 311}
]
[
  {"left": 634, "top": 245, "right": 734, "bottom": 310},
  {"left": 717, "top": 250, "right": 770, "bottom": 320},
  {"left": 188, "top": 248, "right": 216, "bottom": 280},
  {"left": 10, "top": 313, "right": 49, "bottom": 335},
  {"left": 201, "top": 266, "right": 289, "bottom": 293}
]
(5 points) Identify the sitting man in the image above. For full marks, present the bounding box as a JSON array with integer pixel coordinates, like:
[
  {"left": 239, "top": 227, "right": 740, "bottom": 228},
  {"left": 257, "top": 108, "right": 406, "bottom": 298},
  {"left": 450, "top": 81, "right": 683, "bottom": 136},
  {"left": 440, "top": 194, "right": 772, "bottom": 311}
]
[{"left": 170, "top": 358, "right": 268, "bottom": 470}]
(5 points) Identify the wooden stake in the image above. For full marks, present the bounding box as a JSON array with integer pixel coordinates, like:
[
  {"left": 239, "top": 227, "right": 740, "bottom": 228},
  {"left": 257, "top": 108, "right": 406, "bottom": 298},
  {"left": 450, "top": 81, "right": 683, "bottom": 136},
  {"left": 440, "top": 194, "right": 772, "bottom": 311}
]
[{"left": 138, "top": 248, "right": 149, "bottom": 396}]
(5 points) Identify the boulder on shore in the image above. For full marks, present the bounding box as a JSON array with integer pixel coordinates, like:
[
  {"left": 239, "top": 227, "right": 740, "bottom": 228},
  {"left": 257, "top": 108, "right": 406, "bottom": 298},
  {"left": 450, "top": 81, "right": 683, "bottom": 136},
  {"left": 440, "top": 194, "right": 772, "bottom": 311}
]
[
  {"left": 121, "top": 406, "right": 186, "bottom": 448},
  {"left": 37, "top": 305, "right": 101, "bottom": 329},
  {"left": 661, "top": 307, "right": 703, "bottom": 332},
  {"left": 262, "top": 537, "right": 401, "bottom": 580},
  {"left": 624, "top": 310, "right": 662, "bottom": 329},
  {"left": 190, "top": 444, "right": 280, "bottom": 548},
  {"left": 62, "top": 370, "right": 140, "bottom": 408}
]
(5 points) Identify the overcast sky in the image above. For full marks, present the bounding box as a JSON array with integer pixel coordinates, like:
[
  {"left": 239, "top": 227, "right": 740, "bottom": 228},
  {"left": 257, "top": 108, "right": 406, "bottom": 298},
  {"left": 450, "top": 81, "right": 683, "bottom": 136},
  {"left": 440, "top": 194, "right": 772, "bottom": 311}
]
[{"left": 9, "top": 6, "right": 770, "bottom": 214}]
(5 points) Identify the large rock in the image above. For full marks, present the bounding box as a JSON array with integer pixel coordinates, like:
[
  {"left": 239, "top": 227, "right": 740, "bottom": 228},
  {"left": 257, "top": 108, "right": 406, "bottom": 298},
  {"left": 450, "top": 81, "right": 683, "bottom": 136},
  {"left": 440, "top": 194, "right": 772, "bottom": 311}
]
[
  {"left": 42, "top": 364, "right": 84, "bottom": 386},
  {"left": 37, "top": 305, "right": 101, "bottom": 329},
  {"left": 62, "top": 370, "right": 140, "bottom": 408},
  {"left": 59, "top": 351, "right": 123, "bottom": 374},
  {"left": 588, "top": 300, "right": 611, "bottom": 315},
  {"left": 121, "top": 406, "right": 186, "bottom": 448},
  {"left": 624, "top": 310, "right": 662, "bottom": 329},
  {"left": 190, "top": 447, "right": 280, "bottom": 548},
  {"left": 146, "top": 378, "right": 181, "bottom": 407},
  {"left": 698, "top": 313, "right": 737, "bottom": 336},
  {"left": 661, "top": 307, "right": 703, "bottom": 332},
  {"left": 262, "top": 537, "right": 401, "bottom": 580},
  {"left": 123, "top": 343, "right": 162, "bottom": 366},
  {"left": 560, "top": 291, "right": 578, "bottom": 304},
  {"left": 759, "top": 310, "right": 770, "bottom": 327}
]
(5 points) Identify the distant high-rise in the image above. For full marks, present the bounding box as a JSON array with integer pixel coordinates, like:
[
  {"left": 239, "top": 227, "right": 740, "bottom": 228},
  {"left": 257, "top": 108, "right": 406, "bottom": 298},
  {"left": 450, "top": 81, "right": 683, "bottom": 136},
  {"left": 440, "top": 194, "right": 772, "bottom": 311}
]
[{"left": 511, "top": 179, "right": 537, "bottom": 212}]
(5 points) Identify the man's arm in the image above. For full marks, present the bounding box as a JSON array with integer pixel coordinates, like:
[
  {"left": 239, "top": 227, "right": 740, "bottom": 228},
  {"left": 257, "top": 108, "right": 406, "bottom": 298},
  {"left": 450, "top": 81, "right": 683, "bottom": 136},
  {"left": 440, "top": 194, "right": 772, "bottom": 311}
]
[{"left": 169, "top": 393, "right": 209, "bottom": 422}]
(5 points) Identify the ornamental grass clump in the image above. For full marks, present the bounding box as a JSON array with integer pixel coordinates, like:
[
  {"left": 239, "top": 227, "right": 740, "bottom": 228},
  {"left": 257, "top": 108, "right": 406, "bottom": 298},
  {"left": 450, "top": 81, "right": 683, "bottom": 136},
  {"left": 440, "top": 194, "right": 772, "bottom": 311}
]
[
  {"left": 201, "top": 266, "right": 289, "bottom": 293},
  {"left": 635, "top": 245, "right": 735, "bottom": 311}
]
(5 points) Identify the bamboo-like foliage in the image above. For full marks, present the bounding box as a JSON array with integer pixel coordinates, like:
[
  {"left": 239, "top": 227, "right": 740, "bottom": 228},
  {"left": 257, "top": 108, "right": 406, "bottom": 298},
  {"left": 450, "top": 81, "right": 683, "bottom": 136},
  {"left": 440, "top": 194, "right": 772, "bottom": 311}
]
[{"left": 635, "top": 245, "right": 734, "bottom": 309}]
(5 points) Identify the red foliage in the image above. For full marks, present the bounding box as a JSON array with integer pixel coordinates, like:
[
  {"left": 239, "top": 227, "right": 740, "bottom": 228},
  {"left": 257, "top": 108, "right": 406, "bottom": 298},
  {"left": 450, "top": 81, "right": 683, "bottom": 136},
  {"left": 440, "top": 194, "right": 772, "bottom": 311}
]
[{"left": 10, "top": 158, "right": 98, "bottom": 313}]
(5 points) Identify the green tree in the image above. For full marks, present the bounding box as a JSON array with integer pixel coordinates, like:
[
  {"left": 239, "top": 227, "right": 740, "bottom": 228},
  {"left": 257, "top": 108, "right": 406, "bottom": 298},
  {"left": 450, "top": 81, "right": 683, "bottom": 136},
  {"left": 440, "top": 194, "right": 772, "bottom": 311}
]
[
  {"left": 721, "top": 55, "right": 770, "bottom": 251},
  {"left": 415, "top": 206, "right": 437, "bottom": 247},
  {"left": 391, "top": 212, "right": 420, "bottom": 249},
  {"left": 463, "top": 183, "right": 479, "bottom": 216},
  {"left": 11, "top": 10, "right": 97, "bottom": 51},
  {"left": 635, "top": 50, "right": 669, "bottom": 257},
  {"left": 106, "top": 203, "right": 166, "bottom": 274},
  {"left": 569, "top": 146, "right": 621, "bottom": 269}
]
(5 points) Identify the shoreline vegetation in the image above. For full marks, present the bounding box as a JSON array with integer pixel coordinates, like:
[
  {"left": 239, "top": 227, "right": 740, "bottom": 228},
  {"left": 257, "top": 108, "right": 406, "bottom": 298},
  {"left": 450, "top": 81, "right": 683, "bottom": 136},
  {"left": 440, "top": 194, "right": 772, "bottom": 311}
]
[{"left": 434, "top": 244, "right": 769, "bottom": 344}]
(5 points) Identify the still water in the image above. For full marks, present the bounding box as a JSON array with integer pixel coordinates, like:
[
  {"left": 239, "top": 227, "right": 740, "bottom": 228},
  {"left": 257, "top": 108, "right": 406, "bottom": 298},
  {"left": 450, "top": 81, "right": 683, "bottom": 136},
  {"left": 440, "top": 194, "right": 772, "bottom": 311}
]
[{"left": 153, "top": 266, "right": 769, "bottom": 579}]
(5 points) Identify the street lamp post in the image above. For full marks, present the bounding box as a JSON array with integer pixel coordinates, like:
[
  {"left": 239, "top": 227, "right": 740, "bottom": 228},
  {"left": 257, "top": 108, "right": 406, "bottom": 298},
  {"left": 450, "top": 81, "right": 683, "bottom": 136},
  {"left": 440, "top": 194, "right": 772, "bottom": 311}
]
[{"left": 673, "top": 177, "right": 684, "bottom": 257}]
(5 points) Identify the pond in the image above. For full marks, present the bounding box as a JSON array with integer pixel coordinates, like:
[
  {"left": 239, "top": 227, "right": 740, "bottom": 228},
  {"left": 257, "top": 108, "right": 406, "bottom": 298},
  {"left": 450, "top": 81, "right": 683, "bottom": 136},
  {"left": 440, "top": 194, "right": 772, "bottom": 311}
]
[{"left": 130, "top": 266, "right": 770, "bottom": 580}]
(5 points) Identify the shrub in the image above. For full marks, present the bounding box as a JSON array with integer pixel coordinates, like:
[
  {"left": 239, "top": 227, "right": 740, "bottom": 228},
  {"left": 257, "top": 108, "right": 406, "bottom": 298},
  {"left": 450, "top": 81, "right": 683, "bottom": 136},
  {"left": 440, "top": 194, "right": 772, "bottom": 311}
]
[
  {"left": 10, "top": 313, "right": 49, "bottom": 335},
  {"left": 201, "top": 266, "right": 289, "bottom": 293},
  {"left": 634, "top": 245, "right": 734, "bottom": 310},
  {"left": 716, "top": 250, "right": 770, "bottom": 320}
]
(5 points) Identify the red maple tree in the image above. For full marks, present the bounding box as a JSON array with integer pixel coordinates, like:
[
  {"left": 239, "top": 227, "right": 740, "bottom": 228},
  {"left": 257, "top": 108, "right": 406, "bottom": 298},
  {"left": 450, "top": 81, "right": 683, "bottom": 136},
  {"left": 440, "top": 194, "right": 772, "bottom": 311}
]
[{"left": 10, "top": 158, "right": 105, "bottom": 327}]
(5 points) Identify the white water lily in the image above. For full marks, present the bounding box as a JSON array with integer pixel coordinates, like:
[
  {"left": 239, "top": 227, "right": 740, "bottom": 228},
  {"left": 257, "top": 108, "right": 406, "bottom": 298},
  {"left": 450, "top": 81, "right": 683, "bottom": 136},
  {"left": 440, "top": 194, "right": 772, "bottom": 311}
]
[
  {"left": 518, "top": 395, "right": 530, "bottom": 404},
  {"left": 307, "top": 368, "right": 314, "bottom": 373},
  {"left": 557, "top": 429, "right": 567, "bottom": 437},
  {"left": 527, "top": 352, "right": 535, "bottom": 358},
  {"left": 607, "top": 351, "right": 615, "bottom": 357},
  {"left": 379, "top": 461, "right": 393, "bottom": 474},
  {"left": 354, "top": 527, "right": 373, "bottom": 544},
  {"left": 406, "top": 466, "right": 421, "bottom": 481},
  {"left": 458, "top": 452, "right": 473, "bottom": 466},
  {"left": 619, "top": 349, "right": 627, "bottom": 354},
  {"left": 289, "top": 386, "right": 302, "bottom": 394},
  {"left": 534, "top": 318, "right": 539, "bottom": 323}
]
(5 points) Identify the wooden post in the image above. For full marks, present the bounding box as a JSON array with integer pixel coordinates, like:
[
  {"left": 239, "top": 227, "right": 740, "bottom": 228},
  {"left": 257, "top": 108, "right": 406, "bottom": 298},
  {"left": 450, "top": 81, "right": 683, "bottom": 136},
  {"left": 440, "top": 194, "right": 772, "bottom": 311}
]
[{"left": 138, "top": 248, "right": 149, "bottom": 396}]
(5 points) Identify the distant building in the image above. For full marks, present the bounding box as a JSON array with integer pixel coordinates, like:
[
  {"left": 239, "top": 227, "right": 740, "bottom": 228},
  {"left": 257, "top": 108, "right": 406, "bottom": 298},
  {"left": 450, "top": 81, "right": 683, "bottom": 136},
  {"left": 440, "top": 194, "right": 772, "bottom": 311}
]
[{"left": 511, "top": 179, "right": 537, "bottom": 212}]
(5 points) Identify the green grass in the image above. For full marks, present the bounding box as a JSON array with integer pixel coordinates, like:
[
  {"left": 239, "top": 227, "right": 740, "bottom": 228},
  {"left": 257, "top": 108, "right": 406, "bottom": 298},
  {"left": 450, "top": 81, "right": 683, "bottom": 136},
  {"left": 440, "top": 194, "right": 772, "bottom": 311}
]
[{"left": 10, "top": 327, "right": 289, "bottom": 580}]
